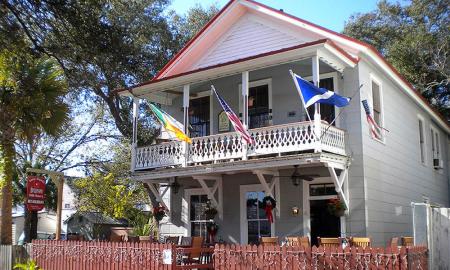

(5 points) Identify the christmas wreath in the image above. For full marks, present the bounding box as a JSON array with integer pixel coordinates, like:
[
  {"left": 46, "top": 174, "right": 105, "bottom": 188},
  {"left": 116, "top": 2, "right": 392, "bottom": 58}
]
[{"left": 262, "top": 196, "right": 276, "bottom": 223}]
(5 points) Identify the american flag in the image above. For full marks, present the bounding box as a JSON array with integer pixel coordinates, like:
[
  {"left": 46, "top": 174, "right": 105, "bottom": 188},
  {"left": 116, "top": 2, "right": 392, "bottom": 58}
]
[
  {"left": 362, "top": 99, "right": 382, "bottom": 139},
  {"left": 211, "top": 85, "right": 254, "bottom": 144}
]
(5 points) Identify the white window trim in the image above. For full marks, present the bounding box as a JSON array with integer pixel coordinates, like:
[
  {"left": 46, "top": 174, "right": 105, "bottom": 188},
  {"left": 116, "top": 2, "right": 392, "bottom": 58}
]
[
  {"left": 302, "top": 177, "right": 346, "bottom": 240},
  {"left": 238, "top": 78, "right": 273, "bottom": 124},
  {"left": 239, "top": 184, "right": 276, "bottom": 244},
  {"left": 417, "top": 115, "right": 427, "bottom": 166},
  {"left": 369, "top": 74, "right": 385, "bottom": 144},
  {"left": 304, "top": 72, "right": 340, "bottom": 126},
  {"left": 182, "top": 188, "right": 208, "bottom": 237}
]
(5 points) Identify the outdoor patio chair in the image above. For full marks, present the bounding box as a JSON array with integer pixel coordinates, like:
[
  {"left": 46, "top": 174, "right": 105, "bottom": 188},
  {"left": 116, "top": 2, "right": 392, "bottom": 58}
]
[
  {"left": 186, "top": 237, "right": 204, "bottom": 264},
  {"left": 317, "top": 237, "right": 341, "bottom": 248},
  {"left": 166, "top": 236, "right": 180, "bottom": 245},
  {"left": 389, "top": 237, "right": 399, "bottom": 249},
  {"left": 401, "top": 237, "right": 414, "bottom": 246},
  {"left": 180, "top": 236, "right": 193, "bottom": 247},
  {"left": 351, "top": 237, "right": 371, "bottom": 248},
  {"left": 286, "top": 236, "right": 310, "bottom": 248},
  {"left": 260, "top": 237, "right": 278, "bottom": 246}
]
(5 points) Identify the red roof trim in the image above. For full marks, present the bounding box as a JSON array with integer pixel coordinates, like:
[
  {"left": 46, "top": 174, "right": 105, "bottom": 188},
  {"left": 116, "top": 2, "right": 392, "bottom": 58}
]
[
  {"left": 115, "top": 39, "right": 332, "bottom": 93},
  {"left": 153, "top": 0, "right": 236, "bottom": 80}
]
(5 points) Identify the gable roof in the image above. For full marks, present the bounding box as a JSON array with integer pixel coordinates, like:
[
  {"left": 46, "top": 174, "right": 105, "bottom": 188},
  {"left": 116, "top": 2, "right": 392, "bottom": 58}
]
[{"left": 135, "top": 0, "right": 450, "bottom": 133}]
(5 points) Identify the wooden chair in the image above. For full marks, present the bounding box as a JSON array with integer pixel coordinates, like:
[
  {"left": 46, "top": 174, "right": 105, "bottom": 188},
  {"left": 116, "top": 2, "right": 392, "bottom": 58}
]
[
  {"left": 351, "top": 237, "right": 371, "bottom": 248},
  {"left": 389, "top": 237, "right": 399, "bottom": 249},
  {"left": 180, "top": 236, "right": 193, "bottom": 247},
  {"left": 317, "top": 237, "right": 341, "bottom": 248},
  {"left": 187, "top": 237, "right": 204, "bottom": 263},
  {"left": 401, "top": 237, "right": 414, "bottom": 246},
  {"left": 286, "top": 237, "right": 310, "bottom": 248},
  {"left": 260, "top": 237, "right": 279, "bottom": 246},
  {"left": 166, "top": 236, "right": 180, "bottom": 245}
]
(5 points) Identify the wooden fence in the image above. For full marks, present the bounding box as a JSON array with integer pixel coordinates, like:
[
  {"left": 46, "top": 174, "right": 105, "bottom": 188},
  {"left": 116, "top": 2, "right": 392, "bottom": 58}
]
[
  {"left": 31, "top": 240, "right": 427, "bottom": 270},
  {"left": 213, "top": 244, "right": 428, "bottom": 270},
  {"left": 31, "top": 240, "right": 214, "bottom": 270}
]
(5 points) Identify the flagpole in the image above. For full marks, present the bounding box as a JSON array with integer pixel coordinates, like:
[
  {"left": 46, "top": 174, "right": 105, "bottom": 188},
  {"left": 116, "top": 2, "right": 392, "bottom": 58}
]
[
  {"left": 319, "top": 84, "right": 364, "bottom": 140},
  {"left": 289, "top": 70, "right": 313, "bottom": 123}
]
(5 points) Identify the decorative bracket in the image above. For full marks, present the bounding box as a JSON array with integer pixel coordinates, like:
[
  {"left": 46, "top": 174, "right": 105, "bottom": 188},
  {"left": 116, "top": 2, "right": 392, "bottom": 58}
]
[
  {"left": 145, "top": 181, "right": 171, "bottom": 215},
  {"left": 327, "top": 165, "right": 349, "bottom": 212},
  {"left": 252, "top": 170, "right": 280, "bottom": 218},
  {"left": 193, "top": 175, "right": 223, "bottom": 220}
]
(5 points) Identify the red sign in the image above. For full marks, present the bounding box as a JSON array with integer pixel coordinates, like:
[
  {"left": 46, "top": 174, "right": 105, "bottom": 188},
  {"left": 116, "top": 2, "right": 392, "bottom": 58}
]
[{"left": 26, "top": 176, "right": 46, "bottom": 211}]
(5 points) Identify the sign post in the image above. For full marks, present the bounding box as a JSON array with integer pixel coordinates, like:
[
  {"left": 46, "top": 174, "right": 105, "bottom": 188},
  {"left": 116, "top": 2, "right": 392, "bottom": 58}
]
[
  {"left": 26, "top": 176, "right": 46, "bottom": 211},
  {"left": 26, "top": 168, "right": 64, "bottom": 240}
]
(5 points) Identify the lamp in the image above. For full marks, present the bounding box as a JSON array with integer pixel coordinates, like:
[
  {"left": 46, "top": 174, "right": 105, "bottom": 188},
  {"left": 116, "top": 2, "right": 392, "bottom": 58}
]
[
  {"left": 291, "top": 206, "right": 300, "bottom": 216},
  {"left": 291, "top": 165, "right": 301, "bottom": 186},
  {"left": 171, "top": 177, "right": 181, "bottom": 194}
]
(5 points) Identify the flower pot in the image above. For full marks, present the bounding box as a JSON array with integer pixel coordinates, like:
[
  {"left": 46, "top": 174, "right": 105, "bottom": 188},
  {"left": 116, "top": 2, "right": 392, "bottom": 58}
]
[{"left": 334, "top": 209, "right": 346, "bottom": 217}]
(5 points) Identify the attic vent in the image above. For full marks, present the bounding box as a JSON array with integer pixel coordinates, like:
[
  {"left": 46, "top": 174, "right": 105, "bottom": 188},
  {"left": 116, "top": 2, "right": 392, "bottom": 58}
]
[{"left": 279, "top": 9, "right": 284, "bottom": 12}]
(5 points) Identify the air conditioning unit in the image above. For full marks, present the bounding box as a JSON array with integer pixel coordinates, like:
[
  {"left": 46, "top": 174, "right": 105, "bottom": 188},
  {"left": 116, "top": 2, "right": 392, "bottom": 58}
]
[{"left": 433, "top": 158, "right": 443, "bottom": 169}]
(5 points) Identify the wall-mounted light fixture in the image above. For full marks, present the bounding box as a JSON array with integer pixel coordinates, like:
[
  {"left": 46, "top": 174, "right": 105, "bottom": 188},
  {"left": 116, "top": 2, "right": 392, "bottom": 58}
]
[{"left": 291, "top": 206, "right": 300, "bottom": 216}]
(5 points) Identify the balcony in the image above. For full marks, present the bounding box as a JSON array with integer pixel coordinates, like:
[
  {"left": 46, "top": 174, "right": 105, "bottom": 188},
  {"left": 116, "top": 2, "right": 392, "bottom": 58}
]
[{"left": 133, "top": 121, "right": 346, "bottom": 171}]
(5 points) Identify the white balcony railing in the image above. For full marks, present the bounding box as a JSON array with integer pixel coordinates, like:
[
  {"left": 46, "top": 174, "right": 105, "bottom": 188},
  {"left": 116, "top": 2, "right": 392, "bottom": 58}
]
[{"left": 134, "top": 121, "right": 346, "bottom": 170}]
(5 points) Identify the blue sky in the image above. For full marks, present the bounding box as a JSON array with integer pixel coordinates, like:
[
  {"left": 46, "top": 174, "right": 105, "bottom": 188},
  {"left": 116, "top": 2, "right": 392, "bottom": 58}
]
[{"left": 170, "top": 0, "right": 382, "bottom": 32}]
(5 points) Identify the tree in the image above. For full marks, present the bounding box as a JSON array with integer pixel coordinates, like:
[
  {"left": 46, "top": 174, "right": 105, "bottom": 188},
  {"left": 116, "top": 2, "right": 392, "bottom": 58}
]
[
  {"left": 0, "top": 47, "right": 69, "bottom": 244},
  {"left": 343, "top": 0, "right": 449, "bottom": 120},
  {"left": 2, "top": 0, "right": 220, "bottom": 141},
  {"left": 71, "top": 141, "right": 149, "bottom": 221}
]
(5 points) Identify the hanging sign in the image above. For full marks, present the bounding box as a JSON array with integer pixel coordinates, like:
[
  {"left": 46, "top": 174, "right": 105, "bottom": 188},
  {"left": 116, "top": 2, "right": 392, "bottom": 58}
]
[{"left": 26, "top": 175, "right": 46, "bottom": 211}]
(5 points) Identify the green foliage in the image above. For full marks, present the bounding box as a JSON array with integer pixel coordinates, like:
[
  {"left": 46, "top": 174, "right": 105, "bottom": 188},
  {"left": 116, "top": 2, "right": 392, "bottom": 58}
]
[
  {"left": 344, "top": 0, "right": 449, "bottom": 120},
  {"left": 130, "top": 213, "right": 156, "bottom": 237},
  {"left": 13, "top": 259, "right": 42, "bottom": 270}
]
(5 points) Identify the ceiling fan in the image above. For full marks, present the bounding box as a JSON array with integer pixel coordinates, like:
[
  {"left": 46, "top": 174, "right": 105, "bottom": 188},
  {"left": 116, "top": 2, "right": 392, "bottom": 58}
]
[{"left": 274, "top": 165, "right": 319, "bottom": 186}]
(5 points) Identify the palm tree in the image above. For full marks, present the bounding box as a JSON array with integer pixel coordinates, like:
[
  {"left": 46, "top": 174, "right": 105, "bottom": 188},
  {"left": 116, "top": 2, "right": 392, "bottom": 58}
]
[{"left": 0, "top": 48, "right": 69, "bottom": 244}]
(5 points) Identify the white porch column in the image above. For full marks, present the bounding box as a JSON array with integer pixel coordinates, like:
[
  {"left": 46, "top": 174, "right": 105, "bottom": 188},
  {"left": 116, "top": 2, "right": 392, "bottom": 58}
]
[
  {"left": 182, "top": 85, "right": 190, "bottom": 167},
  {"left": 242, "top": 71, "right": 249, "bottom": 160},
  {"left": 312, "top": 56, "right": 322, "bottom": 152},
  {"left": 131, "top": 96, "right": 139, "bottom": 172}
]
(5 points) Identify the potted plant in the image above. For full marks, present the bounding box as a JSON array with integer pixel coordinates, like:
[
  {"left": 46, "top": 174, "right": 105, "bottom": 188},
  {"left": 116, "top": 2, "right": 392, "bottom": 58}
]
[
  {"left": 153, "top": 204, "right": 166, "bottom": 222},
  {"left": 206, "top": 222, "right": 219, "bottom": 244},
  {"left": 130, "top": 214, "right": 155, "bottom": 242},
  {"left": 327, "top": 198, "right": 347, "bottom": 217},
  {"left": 204, "top": 200, "right": 218, "bottom": 220}
]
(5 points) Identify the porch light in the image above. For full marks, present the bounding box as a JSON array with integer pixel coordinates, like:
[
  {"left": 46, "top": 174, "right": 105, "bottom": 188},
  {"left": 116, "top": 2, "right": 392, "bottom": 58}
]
[
  {"left": 171, "top": 177, "right": 181, "bottom": 194},
  {"left": 291, "top": 206, "right": 300, "bottom": 216}
]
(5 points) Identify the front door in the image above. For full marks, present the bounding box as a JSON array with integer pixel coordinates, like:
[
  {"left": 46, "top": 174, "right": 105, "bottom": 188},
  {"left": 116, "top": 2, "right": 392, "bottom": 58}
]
[
  {"left": 248, "top": 84, "right": 270, "bottom": 129},
  {"left": 189, "top": 96, "right": 210, "bottom": 137},
  {"left": 308, "top": 183, "right": 341, "bottom": 246},
  {"left": 240, "top": 185, "right": 274, "bottom": 244},
  {"left": 307, "top": 77, "right": 336, "bottom": 124}
]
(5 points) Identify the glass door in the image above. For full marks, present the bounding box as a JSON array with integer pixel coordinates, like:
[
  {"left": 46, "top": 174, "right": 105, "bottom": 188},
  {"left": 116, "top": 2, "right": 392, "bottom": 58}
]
[
  {"left": 189, "top": 194, "right": 211, "bottom": 243},
  {"left": 240, "top": 185, "right": 274, "bottom": 245},
  {"left": 189, "top": 96, "right": 210, "bottom": 137},
  {"left": 248, "top": 85, "right": 270, "bottom": 129},
  {"left": 307, "top": 77, "right": 335, "bottom": 124}
]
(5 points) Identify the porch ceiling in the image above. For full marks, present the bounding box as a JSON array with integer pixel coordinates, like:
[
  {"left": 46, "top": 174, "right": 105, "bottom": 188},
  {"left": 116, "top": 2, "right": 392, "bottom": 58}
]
[
  {"left": 131, "top": 152, "right": 349, "bottom": 181},
  {"left": 118, "top": 39, "right": 357, "bottom": 100}
]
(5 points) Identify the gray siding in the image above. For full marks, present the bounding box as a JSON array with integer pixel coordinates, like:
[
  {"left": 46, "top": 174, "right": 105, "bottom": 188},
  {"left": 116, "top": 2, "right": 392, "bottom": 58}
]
[{"left": 358, "top": 59, "right": 449, "bottom": 246}]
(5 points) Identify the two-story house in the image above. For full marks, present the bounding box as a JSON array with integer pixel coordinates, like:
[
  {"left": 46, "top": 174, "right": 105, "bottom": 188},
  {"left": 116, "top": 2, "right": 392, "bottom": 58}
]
[{"left": 117, "top": 0, "right": 449, "bottom": 246}]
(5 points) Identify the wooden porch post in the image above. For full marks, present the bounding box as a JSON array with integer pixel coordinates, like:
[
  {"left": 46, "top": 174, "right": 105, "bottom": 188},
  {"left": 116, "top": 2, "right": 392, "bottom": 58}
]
[
  {"left": 241, "top": 71, "right": 249, "bottom": 160},
  {"left": 183, "top": 84, "right": 190, "bottom": 167},
  {"left": 131, "top": 96, "right": 139, "bottom": 172},
  {"left": 312, "top": 56, "right": 322, "bottom": 152}
]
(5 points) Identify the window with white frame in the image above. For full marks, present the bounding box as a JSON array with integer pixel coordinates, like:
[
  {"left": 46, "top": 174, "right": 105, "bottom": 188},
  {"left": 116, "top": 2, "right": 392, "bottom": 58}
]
[
  {"left": 371, "top": 79, "right": 382, "bottom": 129},
  {"left": 418, "top": 118, "right": 425, "bottom": 164},
  {"left": 430, "top": 127, "right": 441, "bottom": 163}
]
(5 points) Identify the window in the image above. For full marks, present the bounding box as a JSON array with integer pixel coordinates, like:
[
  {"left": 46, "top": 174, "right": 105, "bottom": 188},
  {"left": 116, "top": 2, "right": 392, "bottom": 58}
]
[
  {"left": 431, "top": 127, "right": 441, "bottom": 161},
  {"left": 64, "top": 203, "right": 70, "bottom": 209},
  {"left": 245, "top": 191, "right": 271, "bottom": 245},
  {"left": 371, "top": 79, "right": 382, "bottom": 128},
  {"left": 189, "top": 194, "right": 212, "bottom": 243},
  {"left": 248, "top": 85, "right": 270, "bottom": 129},
  {"left": 189, "top": 96, "right": 210, "bottom": 137},
  {"left": 418, "top": 119, "right": 425, "bottom": 164}
]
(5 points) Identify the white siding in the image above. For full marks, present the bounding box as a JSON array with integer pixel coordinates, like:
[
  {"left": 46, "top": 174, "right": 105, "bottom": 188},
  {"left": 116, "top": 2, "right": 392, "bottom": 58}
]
[
  {"left": 195, "top": 14, "right": 311, "bottom": 69},
  {"left": 358, "top": 60, "right": 449, "bottom": 246}
]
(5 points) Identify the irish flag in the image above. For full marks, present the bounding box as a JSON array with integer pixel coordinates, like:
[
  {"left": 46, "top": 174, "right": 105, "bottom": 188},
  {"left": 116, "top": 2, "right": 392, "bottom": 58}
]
[{"left": 149, "top": 103, "right": 192, "bottom": 143}]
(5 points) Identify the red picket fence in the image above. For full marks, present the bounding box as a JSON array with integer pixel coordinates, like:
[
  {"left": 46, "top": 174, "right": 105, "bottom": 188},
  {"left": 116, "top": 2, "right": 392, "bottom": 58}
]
[
  {"left": 31, "top": 240, "right": 427, "bottom": 270},
  {"left": 213, "top": 244, "right": 428, "bottom": 270},
  {"left": 31, "top": 240, "right": 214, "bottom": 270}
]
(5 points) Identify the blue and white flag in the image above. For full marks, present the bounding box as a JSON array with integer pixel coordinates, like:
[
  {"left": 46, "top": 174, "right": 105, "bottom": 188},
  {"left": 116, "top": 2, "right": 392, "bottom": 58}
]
[{"left": 290, "top": 71, "right": 350, "bottom": 108}]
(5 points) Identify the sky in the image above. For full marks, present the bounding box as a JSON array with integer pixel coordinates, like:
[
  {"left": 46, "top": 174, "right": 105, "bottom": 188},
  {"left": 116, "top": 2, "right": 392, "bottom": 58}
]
[{"left": 170, "top": 0, "right": 382, "bottom": 32}]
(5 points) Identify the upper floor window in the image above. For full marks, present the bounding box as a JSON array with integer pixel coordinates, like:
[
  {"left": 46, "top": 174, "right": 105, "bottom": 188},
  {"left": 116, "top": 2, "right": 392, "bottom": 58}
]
[
  {"left": 430, "top": 126, "right": 441, "bottom": 164},
  {"left": 418, "top": 118, "right": 425, "bottom": 164},
  {"left": 370, "top": 76, "right": 384, "bottom": 141}
]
